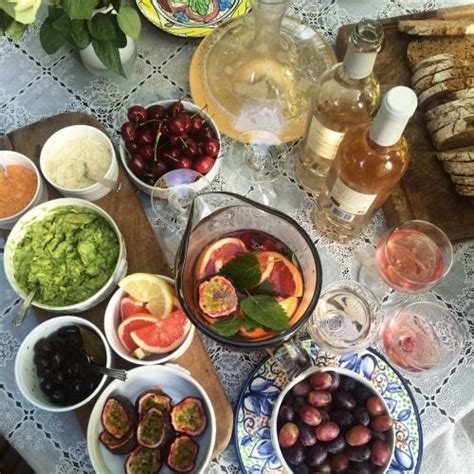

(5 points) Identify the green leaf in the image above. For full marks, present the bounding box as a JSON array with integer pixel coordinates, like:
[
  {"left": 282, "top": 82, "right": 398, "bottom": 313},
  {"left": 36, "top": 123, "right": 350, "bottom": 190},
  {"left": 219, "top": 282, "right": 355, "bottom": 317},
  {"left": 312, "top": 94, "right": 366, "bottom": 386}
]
[
  {"left": 209, "top": 316, "right": 241, "bottom": 337},
  {"left": 111, "top": 15, "right": 127, "bottom": 48},
  {"left": 63, "top": 0, "right": 99, "bottom": 20},
  {"left": 241, "top": 295, "right": 290, "bottom": 332},
  {"left": 91, "top": 38, "right": 125, "bottom": 76},
  {"left": 0, "top": 10, "right": 14, "bottom": 34},
  {"left": 88, "top": 13, "right": 116, "bottom": 40},
  {"left": 256, "top": 280, "right": 276, "bottom": 296},
  {"left": 189, "top": 0, "right": 210, "bottom": 17},
  {"left": 242, "top": 316, "right": 260, "bottom": 331},
  {"left": 219, "top": 253, "right": 261, "bottom": 292},
  {"left": 40, "top": 20, "right": 67, "bottom": 54},
  {"left": 52, "top": 14, "right": 71, "bottom": 35},
  {"left": 117, "top": 5, "right": 141, "bottom": 39},
  {"left": 70, "top": 20, "right": 90, "bottom": 49},
  {"left": 5, "top": 21, "right": 28, "bottom": 41},
  {"left": 111, "top": 0, "right": 122, "bottom": 12}
]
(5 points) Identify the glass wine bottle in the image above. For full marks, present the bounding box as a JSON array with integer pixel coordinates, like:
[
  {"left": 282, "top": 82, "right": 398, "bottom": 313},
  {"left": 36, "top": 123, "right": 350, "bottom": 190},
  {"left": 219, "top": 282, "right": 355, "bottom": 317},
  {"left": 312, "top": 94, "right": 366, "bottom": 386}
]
[
  {"left": 313, "top": 86, "right": 418, "bottom": 242},
  {"left": 296, "top": 19, "right": 384, "bottom": 193}
]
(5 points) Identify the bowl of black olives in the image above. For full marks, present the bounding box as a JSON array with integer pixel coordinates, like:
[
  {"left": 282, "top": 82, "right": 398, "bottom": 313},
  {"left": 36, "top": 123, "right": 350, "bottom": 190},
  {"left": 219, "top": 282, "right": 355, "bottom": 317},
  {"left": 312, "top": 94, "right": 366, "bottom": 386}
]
[
  {"left": 271, "top": 367, "right": 395, "bottom": 474},
  {"left": 15, "top": 316, "right": 111, "bottom": 412}
]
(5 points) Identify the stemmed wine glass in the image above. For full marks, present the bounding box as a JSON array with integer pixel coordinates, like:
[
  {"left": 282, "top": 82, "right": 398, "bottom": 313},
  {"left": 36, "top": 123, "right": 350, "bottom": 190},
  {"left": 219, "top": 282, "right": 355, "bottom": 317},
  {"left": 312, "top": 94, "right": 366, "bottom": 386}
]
[
  {"left": 226, "top": 130, "right": 289, "bottom": 206},
  {"left": 357, "top": 220, "right": 453, "bottom": 300}
]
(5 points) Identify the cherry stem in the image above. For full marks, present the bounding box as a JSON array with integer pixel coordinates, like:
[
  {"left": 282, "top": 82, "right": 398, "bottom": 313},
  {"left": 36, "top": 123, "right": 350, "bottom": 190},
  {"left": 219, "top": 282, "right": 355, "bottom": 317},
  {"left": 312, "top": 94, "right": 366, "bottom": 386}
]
[
  {"left": 153, "top": 124, "right": 162, "bottom": 162},
  {"left": 179, "top": 137, "right": 188, "bottom": 148},
  {"left": 138, "top": 118, "right": 161, "bottom": 129},
  {"left": 190, "top": 104, "right": 208, "bottom": 119}
]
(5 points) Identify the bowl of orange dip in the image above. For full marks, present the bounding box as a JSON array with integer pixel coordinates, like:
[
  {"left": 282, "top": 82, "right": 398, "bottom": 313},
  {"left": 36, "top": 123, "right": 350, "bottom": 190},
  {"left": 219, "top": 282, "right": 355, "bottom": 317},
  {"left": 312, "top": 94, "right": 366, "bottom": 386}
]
[{"left": 0, "top": 151, "right": 48, "bottom": 230}]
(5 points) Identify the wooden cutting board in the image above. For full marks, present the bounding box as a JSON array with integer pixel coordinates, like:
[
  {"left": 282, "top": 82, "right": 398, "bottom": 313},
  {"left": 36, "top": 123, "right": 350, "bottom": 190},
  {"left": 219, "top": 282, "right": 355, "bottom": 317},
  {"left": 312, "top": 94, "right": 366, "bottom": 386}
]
[
  {"left": 336, "top": 4, "right": 474, "bottom": 242},
  {"left": 0, "top": 112, "right": 233, "bottom": 458}
]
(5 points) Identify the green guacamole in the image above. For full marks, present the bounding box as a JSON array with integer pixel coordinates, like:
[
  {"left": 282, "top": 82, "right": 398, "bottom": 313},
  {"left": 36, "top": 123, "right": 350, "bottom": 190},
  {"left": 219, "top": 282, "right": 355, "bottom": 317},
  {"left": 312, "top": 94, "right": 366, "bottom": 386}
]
[{"left": 13, "top": 206, "right": 120, "bottom": 306}]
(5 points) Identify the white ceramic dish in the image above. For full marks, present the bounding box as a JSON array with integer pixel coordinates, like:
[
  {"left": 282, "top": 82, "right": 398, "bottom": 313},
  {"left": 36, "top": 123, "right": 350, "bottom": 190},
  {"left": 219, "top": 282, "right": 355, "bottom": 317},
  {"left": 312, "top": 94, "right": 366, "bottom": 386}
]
[
  {"left": 4, "top": 198, "right": 127, "bottom": 313},
  {"left": 118, "top": 100, "right": 222, "bottom": 195},
  {"left": 104, "top": 277, "right": 195, "bottom": 366},
  {"left": 0, "top": 150, "right": 48, "bottom": 230},
  {"left": 87, "top": 364, "right": 216, "bottom": 473},
  {"left": 270, "top": 366, "right": 395, "bottom": 474},
  {"left": 15, "top": 315, "right": 112, "bottom": 412},
  {"left": 40, "top": 125, "right": 119, "bottom": 201}
]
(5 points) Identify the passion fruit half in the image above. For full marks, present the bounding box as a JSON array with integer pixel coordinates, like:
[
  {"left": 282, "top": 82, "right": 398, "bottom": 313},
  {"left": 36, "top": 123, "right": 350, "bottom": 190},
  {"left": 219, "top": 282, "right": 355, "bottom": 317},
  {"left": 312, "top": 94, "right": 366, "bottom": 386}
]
[
  {"left": 99, "top": 429, "right": 136, "bottom": 455},
  {"left": 166, "top": 435, "right": 199, "bottom": 473},
  {"left": 125, "top": 446, "right": 161, "bottom": 474},
  {"left": 136, "top": 408, "right": 170, "bottom": 449},
  {"left": 101, "top": 395, "right": 137, "bottom": 439},
  {"left": 198, "top": 275, "right": 238, "bottom": 318},
  {"left": 136, "top": 390, "right": 172, "bottom": 417},
  {"left": 170, "top": 397, "right": 207, "bottom": 437}
]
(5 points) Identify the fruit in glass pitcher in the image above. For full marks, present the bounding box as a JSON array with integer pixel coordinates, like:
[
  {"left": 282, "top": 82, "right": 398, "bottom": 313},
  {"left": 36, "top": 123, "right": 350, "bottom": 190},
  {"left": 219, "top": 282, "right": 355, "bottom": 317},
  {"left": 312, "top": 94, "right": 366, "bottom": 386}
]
[
  {"left": 166, "top": 435, "right": 199, "bottom": 473},
  {"left": 170, "top": 397, "right": 207, "bottom": 437},
  {"left": 198, "top": 276, "right": 238, "bottom": 318}
]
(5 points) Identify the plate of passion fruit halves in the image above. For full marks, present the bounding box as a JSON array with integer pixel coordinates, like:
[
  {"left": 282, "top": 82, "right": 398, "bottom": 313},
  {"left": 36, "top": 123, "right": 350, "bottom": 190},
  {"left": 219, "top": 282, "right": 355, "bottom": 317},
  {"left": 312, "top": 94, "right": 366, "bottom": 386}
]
[{"left": 87, "top": 364, "right": 216, "bottom": 473}]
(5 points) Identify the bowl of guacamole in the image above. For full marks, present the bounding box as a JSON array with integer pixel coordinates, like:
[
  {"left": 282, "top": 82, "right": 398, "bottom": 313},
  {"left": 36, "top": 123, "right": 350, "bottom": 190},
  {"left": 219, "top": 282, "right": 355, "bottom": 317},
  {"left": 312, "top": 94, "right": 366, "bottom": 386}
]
[{"left": 4, "top": 199, "right": 127, "bottom": 312}]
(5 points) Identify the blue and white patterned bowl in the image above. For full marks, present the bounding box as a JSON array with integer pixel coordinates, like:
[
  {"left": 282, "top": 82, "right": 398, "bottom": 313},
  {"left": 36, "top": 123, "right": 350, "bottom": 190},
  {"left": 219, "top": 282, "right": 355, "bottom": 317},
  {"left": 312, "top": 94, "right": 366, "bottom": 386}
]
[{"left": 234, "top": 339, "right": 423, "bottom": 474}]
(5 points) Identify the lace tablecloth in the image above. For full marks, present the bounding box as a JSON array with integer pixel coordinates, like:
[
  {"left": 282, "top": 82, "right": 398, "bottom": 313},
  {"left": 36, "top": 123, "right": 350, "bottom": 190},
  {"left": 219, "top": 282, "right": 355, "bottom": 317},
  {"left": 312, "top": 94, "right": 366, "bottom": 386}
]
[{"left": 1, "top": 1, "right": 473, "bottom": 473}]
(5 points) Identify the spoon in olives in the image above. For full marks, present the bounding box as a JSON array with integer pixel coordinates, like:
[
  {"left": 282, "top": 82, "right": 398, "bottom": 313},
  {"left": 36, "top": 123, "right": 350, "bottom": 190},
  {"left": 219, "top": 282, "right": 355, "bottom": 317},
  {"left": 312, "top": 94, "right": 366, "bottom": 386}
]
[{"left": 76, "top": 325, "right": 127, "bottom": 382}]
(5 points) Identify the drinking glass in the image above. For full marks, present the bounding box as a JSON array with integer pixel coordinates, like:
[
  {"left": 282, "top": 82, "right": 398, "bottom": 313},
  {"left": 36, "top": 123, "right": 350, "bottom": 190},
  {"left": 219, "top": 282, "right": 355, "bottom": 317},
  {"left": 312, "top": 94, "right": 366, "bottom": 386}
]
[
  {"left": 379, "top": 301, "right": 465, "bottom": 374},
  {"left": 358, "top": 220, "right": 453, "bottom": 298},
  {"left": 227, "top": 130, "right": 289, "bottom": 206}
]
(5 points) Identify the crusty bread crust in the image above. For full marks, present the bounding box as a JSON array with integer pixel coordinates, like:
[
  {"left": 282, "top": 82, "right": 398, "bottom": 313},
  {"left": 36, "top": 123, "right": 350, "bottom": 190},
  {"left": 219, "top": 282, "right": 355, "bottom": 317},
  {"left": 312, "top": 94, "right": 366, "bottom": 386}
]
[{"left": 399, "top": 19, "right": 474, "bottom": 37}]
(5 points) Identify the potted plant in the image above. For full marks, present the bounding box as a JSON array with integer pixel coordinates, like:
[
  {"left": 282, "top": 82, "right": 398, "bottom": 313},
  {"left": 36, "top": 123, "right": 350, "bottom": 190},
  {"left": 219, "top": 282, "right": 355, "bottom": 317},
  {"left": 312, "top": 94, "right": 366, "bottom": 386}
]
[{"left": 38, "top": 0, "right": 141, "bottom": 76}]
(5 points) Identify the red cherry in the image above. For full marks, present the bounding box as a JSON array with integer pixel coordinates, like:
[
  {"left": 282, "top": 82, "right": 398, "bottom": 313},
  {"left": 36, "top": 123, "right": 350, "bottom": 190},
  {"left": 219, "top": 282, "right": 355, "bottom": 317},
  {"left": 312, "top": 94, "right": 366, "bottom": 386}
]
[
  {"left": 202, "top": 138, "right": 220, "bottom": 158},
  {"left": 168, "top": 101, "right": 184, "bottom": 117},
  {"left": 127, "top": 105, "right": 148, "bottom": 124},
  {"left": 161, "top": 146, "right": 181, "bottom": 164},
  {"left": 128, "top": 154, "right": 147, "bottom": 176},
  {"left": 121, "top": 122, "right": 136, "bottom": 142},
  {"left": 150, "top": 160, "right": 168, "bottom": 178},
  {"left": 179, "top": 114, "right": 192, "bottom": 134},
  {"left": 199, "top": 126, "right": 215, "bottom": 140},
  {"left": 176, "top": 157, "right": 192, "bottom": 169},
  {"left": 137, "top": 128, "right": 155, "bottom": 146},
  {"left": 191, "top": 115, "right": 204, "bottom": 134},
  {"left": 142, "top": 174, "right": 157, "bottom": 186},
  {"left": 193, "top": 155, "right": 215, "bottom": 175},
  {"left": 183, "top": 140, "right": 199, "bottom": 158},
  {"left": 147, "top": 104, "right": 166, "bottom": 120},
  {"left": 169, "top": 115, "right": 192, "bottom": 135},
  {"left": 125, "top": 141, "right": 138, "bottom": 154},
  {"left": 169, "top": 134, "right": 182, "bottom": 146},
  {"left": 138, "top": 144, "right": 154, "bottom": 161}
]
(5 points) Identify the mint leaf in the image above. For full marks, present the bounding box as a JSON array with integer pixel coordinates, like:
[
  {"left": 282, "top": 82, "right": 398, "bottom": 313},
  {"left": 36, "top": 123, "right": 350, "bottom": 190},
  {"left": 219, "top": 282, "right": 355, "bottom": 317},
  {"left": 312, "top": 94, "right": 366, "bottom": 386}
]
[
  {"left": 256, "top": 280, "right": 276, "bottom": 296},
  {"left": 219, "top": 253, "right": 261, "bottom": 291},
  {"left": 91, "top": 38, "right": 125, "bottom": 77},
  {"left": 117, "top": 5, "right": 141, "bottom": 39},
  {"left": 241, "top": 295, "right": 289, "bottom": 332},
  {"left": 63, "top": 0, "right": 99, "bottom": 20},
  {"left": 209, "top": 316, "right": 241, "bottom": 337},
  {"left": 70, "top": 20, "right": 90, "bottom": 49},
  {"left": 242, "top": 316, "right": 260, "bottom": 331},
  {"left": 89, "top": 13, "right": 117, "bottom": 40},
  {"left": 40, "top": 20, "right": 67, "bottom": 54}
]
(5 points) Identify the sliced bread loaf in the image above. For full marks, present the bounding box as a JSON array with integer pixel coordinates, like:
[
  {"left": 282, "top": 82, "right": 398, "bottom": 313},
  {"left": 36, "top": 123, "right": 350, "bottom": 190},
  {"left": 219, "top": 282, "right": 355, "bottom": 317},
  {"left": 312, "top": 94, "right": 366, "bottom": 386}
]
[
  {"left": 455, "top": 184, "right": 474, "bottom": 196},
  {"left": 399, "top": 19, "right": 474, "bottom": 36},
  {"left": 426, "top": 101, "right": 474, "bottom": 134},
  {"left": 414, "top": 66, "right": 474, "bottom": 94},
  {"left": 411, "top": 53, "right": 454, "bottom": 72},
  {"left": 437, "top": 147, "right": 474, "bottom": 161},
  {"left": 418, "top": 77, "right": 474, "bottom": 108},
  {"left": 407, "top": 37, "right": 474, "bottom": 67},
  {"left": 412, "top": 56, "right": 469, "bottom": 85},
  {"left": 427, "top": 87, "right": 474, "bottom": 109},
  {"left": 426, "top": 98, "right": 474, "bottom": 122},
  {"left": 442, "top": 160, "right": 474, "bottom": 175},
  {"left": 450, "top": 174, "right": 474, "bottom": 185}
]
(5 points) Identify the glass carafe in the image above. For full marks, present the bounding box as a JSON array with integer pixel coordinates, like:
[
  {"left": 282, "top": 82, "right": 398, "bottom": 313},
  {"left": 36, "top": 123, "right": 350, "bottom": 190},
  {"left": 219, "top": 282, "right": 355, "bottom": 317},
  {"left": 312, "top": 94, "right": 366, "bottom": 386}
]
[
  {"left": 175, "top": 192, "right": 323, "bottom": 349},
  {"left": 189, "top": 0, "right": 336, "bottom": 142}
]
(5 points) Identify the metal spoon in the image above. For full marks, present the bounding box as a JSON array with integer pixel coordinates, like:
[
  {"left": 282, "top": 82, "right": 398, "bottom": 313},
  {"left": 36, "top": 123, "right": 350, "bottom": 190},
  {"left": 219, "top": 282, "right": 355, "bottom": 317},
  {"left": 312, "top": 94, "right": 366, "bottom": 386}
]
[
  {"left": 76, "top": 324, "right": 127, "bottom": 382},
  {"left": 82, "top": 162, "right": 121, "bottom": 192},
  {"left": 0, "top": 160, "right": 8, "bottom": 177},
  {"left": 11, "top": 291, "right": 35, "bottom": 327}
]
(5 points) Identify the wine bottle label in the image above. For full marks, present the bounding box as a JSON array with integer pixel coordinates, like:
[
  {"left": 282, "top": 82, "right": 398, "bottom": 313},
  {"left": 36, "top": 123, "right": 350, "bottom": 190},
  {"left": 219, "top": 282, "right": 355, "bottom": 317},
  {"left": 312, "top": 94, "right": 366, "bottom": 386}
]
[
  {"left": 328, "top": 177, "right": 377, "bottom": 222},
  {"left": 305, "top": 115, "right": 345, "bottom": 160}
]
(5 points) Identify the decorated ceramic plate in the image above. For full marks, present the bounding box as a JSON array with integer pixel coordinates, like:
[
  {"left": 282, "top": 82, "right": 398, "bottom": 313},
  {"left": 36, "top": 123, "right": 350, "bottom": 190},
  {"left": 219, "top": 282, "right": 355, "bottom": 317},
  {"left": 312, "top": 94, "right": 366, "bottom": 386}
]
[
  {"left": 234, "top": 339, "right": 423, "bottom": 473},
  {"left": 136, "top": 0, "right": 251, "bottom": 37}
]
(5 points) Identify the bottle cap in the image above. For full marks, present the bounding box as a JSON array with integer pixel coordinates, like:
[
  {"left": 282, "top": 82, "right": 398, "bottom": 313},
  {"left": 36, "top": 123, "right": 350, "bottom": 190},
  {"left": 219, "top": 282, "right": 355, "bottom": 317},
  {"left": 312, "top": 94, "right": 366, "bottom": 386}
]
[{"left": 370, "top": 86, "right": 418, "bottom": 147}]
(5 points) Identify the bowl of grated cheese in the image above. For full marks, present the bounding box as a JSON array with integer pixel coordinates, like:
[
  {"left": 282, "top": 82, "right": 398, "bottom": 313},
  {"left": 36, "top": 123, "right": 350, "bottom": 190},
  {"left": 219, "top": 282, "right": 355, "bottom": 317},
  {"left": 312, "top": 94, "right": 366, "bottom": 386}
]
[{"left": 40, "top": 125, "right": 119, "bottom": 201}]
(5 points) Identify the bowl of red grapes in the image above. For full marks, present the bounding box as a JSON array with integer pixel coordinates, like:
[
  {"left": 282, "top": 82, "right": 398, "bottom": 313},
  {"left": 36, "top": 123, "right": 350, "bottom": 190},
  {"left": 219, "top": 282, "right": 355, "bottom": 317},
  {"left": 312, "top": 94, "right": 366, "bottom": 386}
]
[
  {"left": 271, "top": 367, "right": 395, "bottom": 474},
  {"left": 15, "top": 315, "right": 112, "bottom": 412},
  {"left": 119, "top": 100, "right": 222, "bottom": 195}
]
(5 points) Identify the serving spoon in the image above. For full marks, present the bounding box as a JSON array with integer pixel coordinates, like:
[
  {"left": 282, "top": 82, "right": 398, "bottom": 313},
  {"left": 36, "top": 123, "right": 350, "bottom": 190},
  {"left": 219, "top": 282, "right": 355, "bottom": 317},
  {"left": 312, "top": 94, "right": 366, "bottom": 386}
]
[
  {"left": 81, "top": 162, "right": 122, "bottom": 192},
  {"left": 11, "top": 291, "right": 35, "bottom": 327}
]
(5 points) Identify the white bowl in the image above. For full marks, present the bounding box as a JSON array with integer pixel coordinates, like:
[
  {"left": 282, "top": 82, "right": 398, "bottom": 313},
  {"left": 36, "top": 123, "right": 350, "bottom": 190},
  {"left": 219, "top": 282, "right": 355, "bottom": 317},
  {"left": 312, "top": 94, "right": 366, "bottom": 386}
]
[
  {"left": 87, "top": 364, "right": 216, "bottom": 473},
  {"left": 15, "top": 315, "right": 112, "bottom": 412},
  {"left": 4, "top": 198, "right": 128, "bottom": 313},
  {"left": 118, "top": 100, "right": 222, "bottom": 195},
  {"left": 271, "top": 366, "right": 395, "bottom": 473},
  {"left": 40, "top": 125, "right": 119, "bottom": 201},
  {"left": 0, "top": 151, "right": 48, "bottom": 230},
  {"left": 104, "top": 278, "right": 195, "bottom": 366}
]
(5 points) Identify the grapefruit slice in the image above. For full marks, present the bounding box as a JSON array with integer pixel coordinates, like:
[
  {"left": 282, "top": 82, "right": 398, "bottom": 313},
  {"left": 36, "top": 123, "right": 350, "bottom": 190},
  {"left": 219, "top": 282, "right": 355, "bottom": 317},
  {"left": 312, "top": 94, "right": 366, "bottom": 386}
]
[
  {"left": 130, "top": 309, "right": 191, "bottom": 354},
  {"left": 118, "top": 314, "right": 158, "bottom": 352},
  {"left": 278, "top": 296, "right": 298, "bottom": 319},
  {"left": 195, "top": 237, "right": 247, "bottom": 279},
  {"left": 120, "top": 296, "right": 150, "bottom": 321},
  {"left": 257, "top": 251, "right": 303, "bottom": 297},
  {"left": 256, "top": 252, "right": 275, "bottom": 283},
  {"left": 240, "top": 326, "right": 274, "bottom": 340}
]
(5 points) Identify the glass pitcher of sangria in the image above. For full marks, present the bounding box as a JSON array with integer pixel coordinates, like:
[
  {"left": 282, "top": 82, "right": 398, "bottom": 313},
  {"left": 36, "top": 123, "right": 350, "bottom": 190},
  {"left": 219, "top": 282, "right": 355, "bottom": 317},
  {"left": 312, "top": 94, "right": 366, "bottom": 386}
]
[{"left": 175, "top": 192, "right": 323, "bottom": 352}]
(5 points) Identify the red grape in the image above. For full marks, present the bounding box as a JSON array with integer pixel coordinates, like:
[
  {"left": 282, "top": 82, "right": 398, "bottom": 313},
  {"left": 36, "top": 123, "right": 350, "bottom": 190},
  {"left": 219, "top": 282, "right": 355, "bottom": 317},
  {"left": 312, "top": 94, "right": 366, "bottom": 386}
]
[
  {"left": 307, "top": 390, "right": 332, "bottom": 408},
  {"left": 298, "top": 405, "right": 322, "bottom": 426},
  {"left": 193, "top": 155, "right": 215, "bottom": 175},
  {"left": 292, "top": 381, "right": 311, "bottom": 397},
  {"left": 278, "top": 422, "right": 299, "bottom": 448},
  {"left": 147, "top": 104, "right": 166, "bottom": 120},
  {"left": 366, "top": 396, "right": 385, "bottom": 417},
  {"left": 331, "top": 452, "right": 349, "bottom": 472},
  {"left": 371, "top": 438, "right": 392, "bottom": 466},
  {"left": 202, "top": 138, "right": 220, "bottom": 158},
  {"left": 308, "top": 372, "right": 333, "bottom": 390},
  {"left": 371, "top": 415, "right": 393, "bottom": 432},
  {"left": 315, "top": 421, "right": 340, "bottom": 442},
  {"left": 345, "top": 425, "right": 372, "bottom": 446},
  {"left": 128, "top": 105, "right": 147, "bottom": 123},
  {"left": 121, "top": 122, "right": 136, "bottom": 142}
]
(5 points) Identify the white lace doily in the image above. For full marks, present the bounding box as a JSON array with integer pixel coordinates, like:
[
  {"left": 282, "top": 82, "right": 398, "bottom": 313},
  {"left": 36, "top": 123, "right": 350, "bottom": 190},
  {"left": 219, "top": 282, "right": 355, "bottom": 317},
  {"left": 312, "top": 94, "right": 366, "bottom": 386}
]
[{"left": 1, "top": 1, "right": 473, "bottom": 473}]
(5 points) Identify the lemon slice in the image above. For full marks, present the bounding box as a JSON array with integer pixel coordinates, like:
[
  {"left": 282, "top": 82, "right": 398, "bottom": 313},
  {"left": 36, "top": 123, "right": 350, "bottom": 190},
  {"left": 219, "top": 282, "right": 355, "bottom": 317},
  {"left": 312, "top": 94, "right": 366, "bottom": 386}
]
[{"left": 119, "top": 273, "right": 173, "bottom": 317}]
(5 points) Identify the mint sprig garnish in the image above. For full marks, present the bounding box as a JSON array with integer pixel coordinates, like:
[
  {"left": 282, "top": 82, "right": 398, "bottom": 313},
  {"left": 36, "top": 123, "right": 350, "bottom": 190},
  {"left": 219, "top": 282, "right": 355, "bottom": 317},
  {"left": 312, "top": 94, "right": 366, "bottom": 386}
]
[
  {"left": 219, "top": 253, "right": 261, "bottom": 291},
  {"left": 209, "top": 316, "right": 241, "bottom": 337},
  {"left": 241, "top": 295, "right": 289, "bottom": 332}
]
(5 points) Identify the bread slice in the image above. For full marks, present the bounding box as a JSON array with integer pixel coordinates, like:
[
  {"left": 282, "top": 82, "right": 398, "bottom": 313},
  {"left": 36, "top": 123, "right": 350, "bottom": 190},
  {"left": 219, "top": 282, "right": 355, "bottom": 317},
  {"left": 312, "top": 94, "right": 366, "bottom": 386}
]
[
  {"left": 427, "top": 98, "right": 474, "bottom": 122},
  {"left": 411, "top": 53, "right": 454, "bottom": 72},
  {"left": 450, "top": 174, "right": 474, "bottom": 185},
  {"left": 399, "top": 19, "right": 474, "bottom": 36},
  {"left": 437, "top": 147, "right": 474, "bottom": 161},
  {"left": 455, "top": 184, "right": 474, "bottom": 196},
  {"left": 426, "top": 100, "right": 474, "bottom": 134},
  {"left": 427, "top": 87, "right": 474, "bottom": 109},
  {"left": 418, "top": 77, "right": 474, "bottom": 108},
  {"left": 415, "top": 66, "right": 474, "bottom": 94},
  {"left": 407, "top": 37, "right": 474, "bottom": 67},
  {"left": 442, "top": 160, "right": 474, "bottom": 175},
  {"left": 412, "top": 56, "right": 469, "bottom": 85}
]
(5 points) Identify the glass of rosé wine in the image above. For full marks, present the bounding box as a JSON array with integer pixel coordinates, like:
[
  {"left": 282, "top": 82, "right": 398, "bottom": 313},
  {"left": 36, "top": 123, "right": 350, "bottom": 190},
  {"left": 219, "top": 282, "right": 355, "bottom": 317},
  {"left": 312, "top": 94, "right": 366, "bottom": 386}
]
[
  {"left": 379, "top": 301, "right": 465, "bottom": 374},
  {"left": 358, "top": 220, "right": 453, "bottom": 298}
]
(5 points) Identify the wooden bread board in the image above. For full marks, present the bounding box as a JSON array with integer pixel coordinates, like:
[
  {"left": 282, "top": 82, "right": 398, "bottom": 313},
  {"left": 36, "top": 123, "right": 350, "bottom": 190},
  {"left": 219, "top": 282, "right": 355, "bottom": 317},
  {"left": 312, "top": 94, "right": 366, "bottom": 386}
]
[
  {"left": 0, "top": 112, "right": 233, "bottom": 458},
  {"left": 336, "top": 4, "right": 474, "bottom": 242}
]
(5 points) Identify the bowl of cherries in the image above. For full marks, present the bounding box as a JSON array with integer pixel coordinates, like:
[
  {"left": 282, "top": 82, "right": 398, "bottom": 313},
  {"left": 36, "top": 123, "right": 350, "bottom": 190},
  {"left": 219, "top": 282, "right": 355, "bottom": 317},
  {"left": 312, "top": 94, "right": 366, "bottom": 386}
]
[
  {"left": 271, "top": 367, "right": 395, "bottom": 474},
  {"left": 119, "top": 100, "right": 222, "bottom": 195}
]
